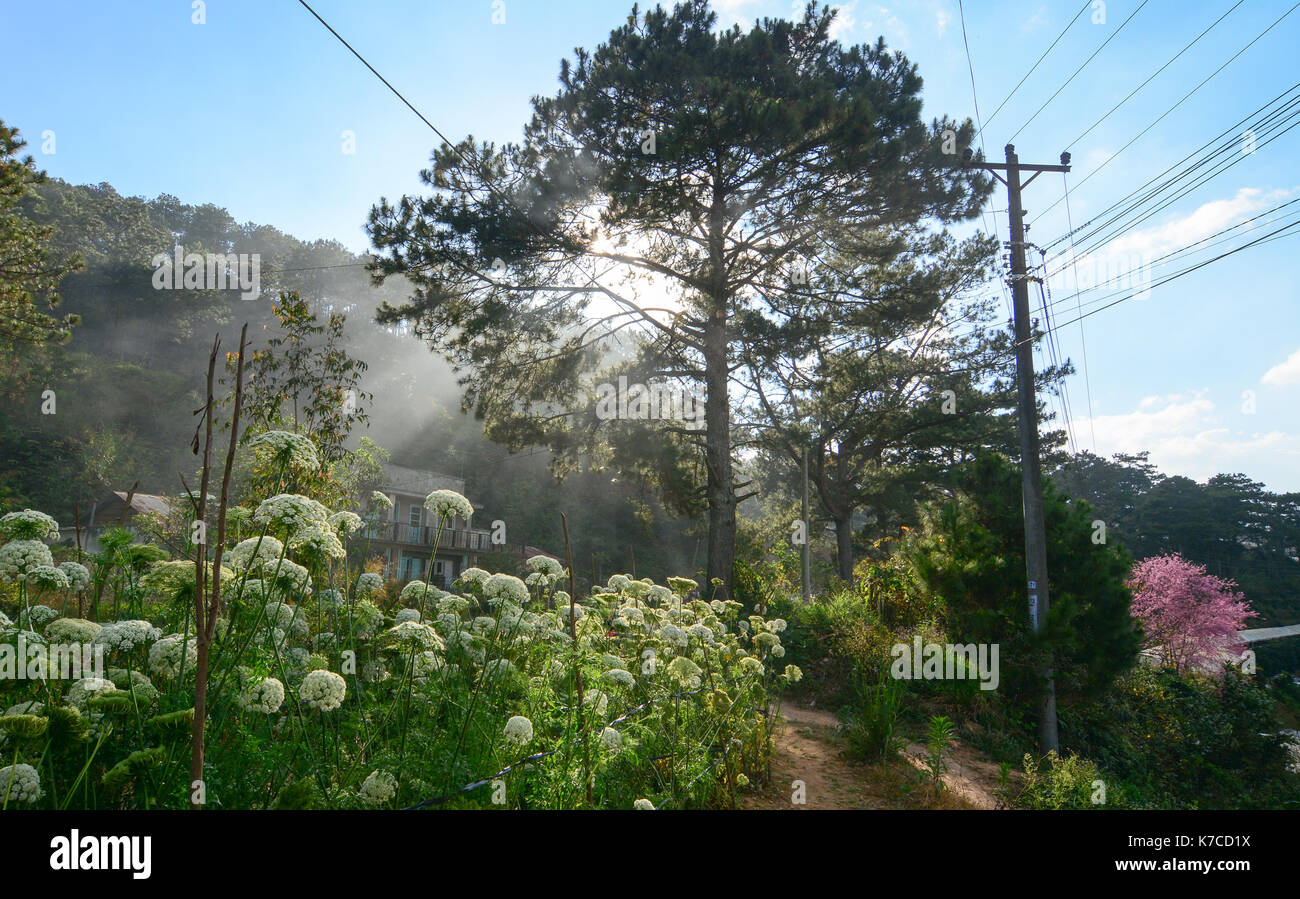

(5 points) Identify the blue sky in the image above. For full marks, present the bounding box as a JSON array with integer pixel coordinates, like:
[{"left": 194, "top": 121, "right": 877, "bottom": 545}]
[{"left": 3, "top": 0, "right": 1298, "bottom": 490}]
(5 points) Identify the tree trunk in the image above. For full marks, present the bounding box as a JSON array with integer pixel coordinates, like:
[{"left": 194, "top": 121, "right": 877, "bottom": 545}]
[
  {"left": 703, "top": 313, "right": 735, "bottom": 598},
  {"left": 835, "top": 515, "right": 854, "bottom": 585}
]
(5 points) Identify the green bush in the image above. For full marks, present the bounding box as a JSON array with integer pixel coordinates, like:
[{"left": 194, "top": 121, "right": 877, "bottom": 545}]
[{"left": 1015, "top": 750, "right": 1119, "bottom": 809}]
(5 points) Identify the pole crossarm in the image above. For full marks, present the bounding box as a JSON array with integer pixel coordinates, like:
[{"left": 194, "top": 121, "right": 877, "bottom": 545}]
[{"left": 961, "top": 142, "right": 1067, "bottom": 754}]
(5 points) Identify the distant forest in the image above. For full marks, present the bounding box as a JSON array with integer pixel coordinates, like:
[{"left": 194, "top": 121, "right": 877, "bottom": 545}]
[{"left": 2, "top": 178, "right": 1296, "bottom": 658}]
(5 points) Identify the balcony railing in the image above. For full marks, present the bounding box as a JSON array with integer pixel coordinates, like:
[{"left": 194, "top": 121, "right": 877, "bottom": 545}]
[{"left": 359, "top": 522, "right": 495, "bottom": 552}]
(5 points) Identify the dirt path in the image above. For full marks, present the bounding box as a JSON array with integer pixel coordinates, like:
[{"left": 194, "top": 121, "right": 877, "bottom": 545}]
[{"left": 742, "top": 703, "right": 1004, "bottom": 810}]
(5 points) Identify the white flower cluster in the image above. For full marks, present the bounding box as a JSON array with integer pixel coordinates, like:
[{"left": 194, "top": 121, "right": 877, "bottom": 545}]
[
  {"left": 603, "top": 668, "right": 635, "bottom": 687},
  {"left": 526, "top": 554, "right": 564, "bottom": 578},
  {"left": 423, "top": 489, "right": 473, "bottom": 522},
  {"left": 399, "top": 580, "right": 436, "bottom": 605},
  {"left": 0, "top": 763, "right": 42, "bottom": 803},
  {"left": 289, "top": 523, "right": 345, "bottom": 561},
  {"left": 93, "top": 620, "right": 162, "bottom": 654},
  {"left": 21, "top": 604, "right": 59, "bottom": 629},
  {"left": 316, "top": 588, "right": 344, "bottom": 611},
  {"left": 66, "top": 676, "right": 117, "bottom": 708},
  {"left": 503, "top": 715, "right": 533, "bottom": 747},
  {"left": 600, "top": 726, "right": 623, "bottom": 751},
  {"left": 369, "top": 491, "right": 393, "bottom": 512},
  {"left": 0, "top": 509, "right": 60, "bottom": 541},
  {"left": 228, "top": 536, "right": 285, "bottom": 571},
  {"left": 327, "top": 510, "right": 364, "bottom": 538},
  {"left": 394, "top": 608, "right": 421, "bottom": 624},
  {"left": 148, "top": 634, "right": 198, "bottom": 680},
  {"left": 356, "top": 572, "right": 383, "bottom": 596},
  {"left": 456, "top": 568, "right": 490, "bottom": 589},
  {"left": 384, "top": 621, "right": 444, "bottom": 652},
  {"left": 58, "top": 561, "right": 91, "bottom": 591},
  {"left": 44, "top": 617, "right": 102, "bottom": 643},
  {"left": 253, "top": 493, "right": 330, "bottom": 539},
  {"left": 483, "top": 573, "right": 528, "bottom": 606},
  {"left": 237, "top": 674, "right": 285, "bottom": 714},
  {"left": 358, "top": 769, "right": 397, "bottom": 806},
  {"left": 260, "top": 557, "right": 312, "bottom": 595},
  {"left": 25, "top": 565, "right": 69, "bottom": 592},
  {"left": 299, "top": 669, "right": 346, "bottom": 711},
  {"left": 247, "top": 430, "right": 320, "bottom": 472},
  {"left": 0, "top": 539, "right": 55, "bottom": 582}
]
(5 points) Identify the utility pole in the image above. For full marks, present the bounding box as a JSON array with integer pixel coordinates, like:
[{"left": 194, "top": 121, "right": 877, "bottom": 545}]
[
  {"left": 964, "top": 144, "right": 1069, "bottom": 754},
  {"left": 801, "top": 444, "right": 812, "bottom": 601}
]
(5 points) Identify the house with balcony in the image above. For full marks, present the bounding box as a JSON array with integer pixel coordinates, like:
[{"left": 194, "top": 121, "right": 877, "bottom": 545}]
[{"left": 358, "top": 462, "right": 496, "bottom": 589}]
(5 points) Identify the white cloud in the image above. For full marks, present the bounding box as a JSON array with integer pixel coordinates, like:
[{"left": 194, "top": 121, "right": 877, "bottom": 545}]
[
  {"left": 1078, "top": 390, "right": 1300, "bottom": 490},
  {"left": 860, "top": 4, "right": 909, "bottom": 48},
  {"left": 712, "top": 0, "right": 763, "bottom": 27},
  {"left": 1262, "top": 347, "right": 1300, "bottom": 387},
  {"left": 828, "top": 1, "right": 859, "bottom": 40},
  {"left": 935, "top": 8, "right": 950, "bottom": 36},
  {"left": 1108, "top": 186, "right": 1295, "bottom": 259}
]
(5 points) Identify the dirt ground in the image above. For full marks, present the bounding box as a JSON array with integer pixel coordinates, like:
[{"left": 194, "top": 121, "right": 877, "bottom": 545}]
[{"left": 741, "top": 702, "right": 1005, "bottom": 810}]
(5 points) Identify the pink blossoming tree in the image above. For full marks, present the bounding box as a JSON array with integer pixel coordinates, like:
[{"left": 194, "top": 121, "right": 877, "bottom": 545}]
[{"left": 1127, "top": 553, "right": 1257, "bottom": 676}]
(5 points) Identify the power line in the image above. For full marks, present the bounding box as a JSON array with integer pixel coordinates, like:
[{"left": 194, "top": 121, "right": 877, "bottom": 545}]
[
  {"left": 1060, "top": 176, "right": 1097, "bottom": 452},
  {"left": 1043, "top": 102, "right": 1300, "bottom": 281},
  {"left": 1037, "top": 218, "right": 1300, "bottom": 341},
  {"left": 1008, "top": 0, "right": 1151, "bottom": 143},
  {"left": 978, "top": 0, "right": 1092, "bottom": 138},
  {"left": 1063, "top": 0, "right": 1245, "bottom": 151},
  {"left": 1031, "top": 5, "right": 1300, "bottom": 228},
  {"left": 957, "top": 0, "right": 1014, "bottom": 324},
  {"left": 1039, "top": 82, "right": 1300, "bottom": 245}
]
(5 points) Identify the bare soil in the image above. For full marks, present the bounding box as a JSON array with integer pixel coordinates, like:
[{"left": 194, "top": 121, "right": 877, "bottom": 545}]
[{"left": 741, "top": 702, "right": 1006, "bottom": 810}]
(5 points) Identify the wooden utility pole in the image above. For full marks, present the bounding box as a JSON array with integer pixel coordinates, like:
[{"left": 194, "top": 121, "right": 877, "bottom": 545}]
[
  {"left": 800, "top": 444, "right": 811, "bottom": 601},
  {"left": 964, "top": 144, "right": 1069, "bottom": 754}
]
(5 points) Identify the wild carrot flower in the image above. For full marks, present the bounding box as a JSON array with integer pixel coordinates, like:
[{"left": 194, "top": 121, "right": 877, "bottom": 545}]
[
  {"left": 327, "top": 510, "right": 364, "bottom": 538},
  {"left": 0, "top": 763, "right": 42, "bottom": 803},
  {"left": 0, "top": 509, "right": 60, "bottom": 541},
  {"left": 526, "top": 555, "right": 564, "bottom": 578},
  {"left": 299, "top": 669, "right": 346, "bottom": 711},
  {"left": 603, "top": 668, "right": 635, "bottom": 687},
  {"left": 0, "top": 540, "right": 54, "bottom": 582},
  {"left": 665, "top": 656, "right": 702, "bottom": 689},
  {"left": 356, "top": 572, "right": 383, "bottom": 596},
  {"left": 148, "top": 634, "right": 198, "bottom": 680},
  {"left": 503, "top": 715, "right": 533, "bottom": 747},
  {"left": 483, "top": 573, "right": 528, "bottom": 606},
  {"left": 358, "top": 769, "right": 397, "bottom": 806},
  {"left": 247, "top": 430, "right": 320, "bottom": 472},
  {"left": 229, "top": 536, "right": 285, "bottom": 570},
  {"left": 44, "top": 618, "right": 101, "bottom": 643},
  {"left": 57, "top": 561, "right": 90, "bottom": 591},
  {"left": 238, "top": 675, "right": 285, "bottom": 714},
  {"left": 93, "top": 620, "right": 161, "bottom": 654},
  {"left": 253, "top": 494, "right": 330, "bottom": 539},
  {"left": 424, "top": 489, "right": 473, "bottom": 521}
]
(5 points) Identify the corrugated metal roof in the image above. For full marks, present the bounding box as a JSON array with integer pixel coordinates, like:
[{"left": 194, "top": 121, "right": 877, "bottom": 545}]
[{"left": 113, "top": 492, "right": 175, "bottom": 515}]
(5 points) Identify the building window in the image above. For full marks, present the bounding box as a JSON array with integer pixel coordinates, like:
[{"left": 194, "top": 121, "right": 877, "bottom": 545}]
[{"left": 408, "top": 503, "right": 422, "bottom": 543}]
